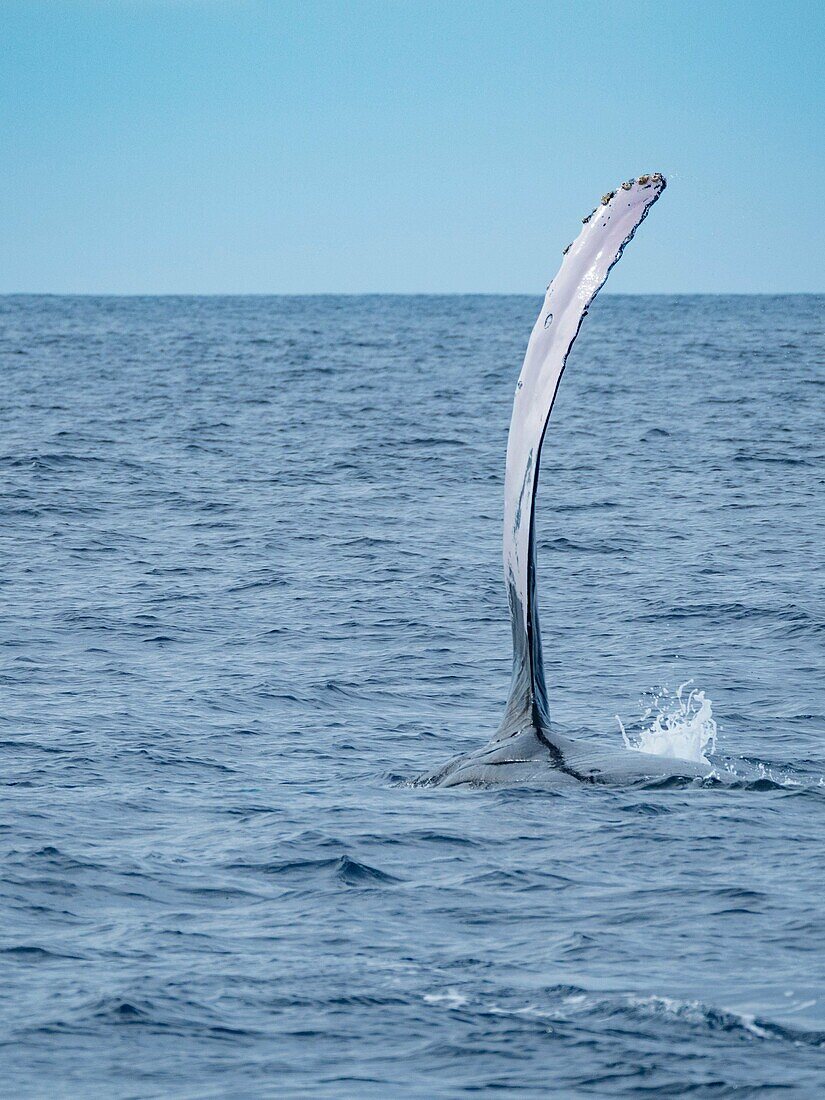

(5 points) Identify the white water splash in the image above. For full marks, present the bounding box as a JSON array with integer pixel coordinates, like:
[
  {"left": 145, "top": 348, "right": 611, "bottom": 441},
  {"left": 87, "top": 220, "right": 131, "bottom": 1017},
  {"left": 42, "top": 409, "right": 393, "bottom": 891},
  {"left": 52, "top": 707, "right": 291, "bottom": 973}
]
[{"left": 616, "top": 681, "right": 718, "bottom": 765}]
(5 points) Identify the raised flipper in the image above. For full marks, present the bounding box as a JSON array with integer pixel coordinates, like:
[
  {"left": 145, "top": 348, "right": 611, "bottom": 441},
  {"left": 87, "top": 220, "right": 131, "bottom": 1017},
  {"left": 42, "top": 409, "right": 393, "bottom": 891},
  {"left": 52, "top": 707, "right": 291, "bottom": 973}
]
[
  {"left": 499, "top": 175, "right": 667, "bottom": 750},
  {"left": 419, "top": 175, "right": 714, "bottom": 787}
]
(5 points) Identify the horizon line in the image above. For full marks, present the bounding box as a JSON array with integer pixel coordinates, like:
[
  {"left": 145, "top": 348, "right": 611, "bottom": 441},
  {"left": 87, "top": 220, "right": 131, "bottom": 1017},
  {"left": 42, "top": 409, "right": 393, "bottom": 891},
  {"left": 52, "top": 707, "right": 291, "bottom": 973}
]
[{"left": 0, "top": 290, "right": 822, "bottom": 299}]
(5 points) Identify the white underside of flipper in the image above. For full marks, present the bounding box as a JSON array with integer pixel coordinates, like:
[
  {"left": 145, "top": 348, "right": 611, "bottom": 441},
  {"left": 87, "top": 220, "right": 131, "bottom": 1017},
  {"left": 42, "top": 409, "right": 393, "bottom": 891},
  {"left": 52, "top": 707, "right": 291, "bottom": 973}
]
[{"left": 501, "top": 174, "right": 667, "bottom": 743}]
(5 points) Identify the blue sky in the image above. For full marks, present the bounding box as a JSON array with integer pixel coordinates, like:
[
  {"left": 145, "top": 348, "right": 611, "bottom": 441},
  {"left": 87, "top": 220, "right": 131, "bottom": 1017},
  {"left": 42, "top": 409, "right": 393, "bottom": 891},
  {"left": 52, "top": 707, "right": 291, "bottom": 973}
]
[{"left": 1, "top": 0, "right": 822, "bottom": 293}]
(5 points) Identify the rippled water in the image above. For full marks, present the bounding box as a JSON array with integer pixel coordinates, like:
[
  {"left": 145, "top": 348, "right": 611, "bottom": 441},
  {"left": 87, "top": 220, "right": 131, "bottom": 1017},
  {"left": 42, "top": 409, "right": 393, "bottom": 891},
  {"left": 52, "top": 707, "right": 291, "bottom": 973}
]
[{"left": 2, "top": 294, "right": 824, "bottom": 1096}]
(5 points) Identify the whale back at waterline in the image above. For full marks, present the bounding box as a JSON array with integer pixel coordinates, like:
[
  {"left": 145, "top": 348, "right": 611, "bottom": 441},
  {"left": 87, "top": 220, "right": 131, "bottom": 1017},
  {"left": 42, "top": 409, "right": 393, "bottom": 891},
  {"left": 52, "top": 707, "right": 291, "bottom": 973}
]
[{"left": 423, "top": 174, "right": 713, "bottom": 786}]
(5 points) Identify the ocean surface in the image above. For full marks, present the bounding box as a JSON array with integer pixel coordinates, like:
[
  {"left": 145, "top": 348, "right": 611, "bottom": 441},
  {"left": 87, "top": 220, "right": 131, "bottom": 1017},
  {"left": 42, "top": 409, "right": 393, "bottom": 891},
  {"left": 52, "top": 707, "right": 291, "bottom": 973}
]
[{"left": 2, "top": 293, "right": 824, "bottom": 1097}]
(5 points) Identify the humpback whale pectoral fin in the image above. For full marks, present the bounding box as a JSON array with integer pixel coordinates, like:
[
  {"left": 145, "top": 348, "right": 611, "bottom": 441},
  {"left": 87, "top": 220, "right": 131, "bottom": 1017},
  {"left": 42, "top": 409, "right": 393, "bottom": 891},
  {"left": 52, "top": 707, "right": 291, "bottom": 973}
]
[
  {"left": 422, "top": 177, "right": 668, "bottom": 787},
  {"left": 498, "top": 175, "right": 667, "bottom": 766}
]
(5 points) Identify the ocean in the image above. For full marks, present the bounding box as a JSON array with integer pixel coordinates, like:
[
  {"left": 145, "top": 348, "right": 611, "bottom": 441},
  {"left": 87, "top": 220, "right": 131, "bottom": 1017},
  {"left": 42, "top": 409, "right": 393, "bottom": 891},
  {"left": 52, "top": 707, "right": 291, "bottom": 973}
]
[{"left": 2, "top": 293, "right": 823, "bottom": 1096}]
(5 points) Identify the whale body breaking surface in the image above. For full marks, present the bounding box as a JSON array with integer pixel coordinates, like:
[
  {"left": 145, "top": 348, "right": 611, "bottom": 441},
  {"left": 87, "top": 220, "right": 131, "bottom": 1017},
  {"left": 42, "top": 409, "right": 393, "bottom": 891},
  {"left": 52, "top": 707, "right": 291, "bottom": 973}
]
[{"left": 420, "top": 175, "right": 715, "bottom": 788}]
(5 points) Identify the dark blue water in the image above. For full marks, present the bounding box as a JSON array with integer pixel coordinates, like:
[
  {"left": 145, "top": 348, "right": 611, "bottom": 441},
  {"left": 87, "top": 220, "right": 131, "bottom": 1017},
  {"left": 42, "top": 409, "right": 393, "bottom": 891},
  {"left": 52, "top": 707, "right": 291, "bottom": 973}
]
[{"left": 2, "top": 294, "right": 824, "bottom": 1096}]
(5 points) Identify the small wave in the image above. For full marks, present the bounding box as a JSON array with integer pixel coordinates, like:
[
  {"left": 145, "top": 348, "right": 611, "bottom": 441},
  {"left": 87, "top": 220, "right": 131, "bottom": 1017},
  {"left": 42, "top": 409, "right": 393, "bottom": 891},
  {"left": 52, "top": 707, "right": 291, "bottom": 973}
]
[
  {"left": 539, "top": 535, "right": 622, "bottom": 554},
  {"left": 1, "top": 945, "right": 80, "bottom": 961},
  {"left": 226, "top": 853, "right": 401, "bottom": 887},
  {"left": 640, "top": 426, "right": 670, "bottom": 441},
  {"left": 333, "top": 855, "right": 400, "bottom": 886},
  {"left": 625, "top": 994, "right": 825, "bottom": 1047},
  {"left": 422, "top": 985, "right": 825, "bottom": 1048}
]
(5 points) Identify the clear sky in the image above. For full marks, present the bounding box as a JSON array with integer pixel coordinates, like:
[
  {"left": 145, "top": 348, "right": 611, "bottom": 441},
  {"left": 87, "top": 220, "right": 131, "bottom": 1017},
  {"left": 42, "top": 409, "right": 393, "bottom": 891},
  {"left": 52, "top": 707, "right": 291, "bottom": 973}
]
[{"left": 1, "top": 0, "right": 822, "bottom": 294}]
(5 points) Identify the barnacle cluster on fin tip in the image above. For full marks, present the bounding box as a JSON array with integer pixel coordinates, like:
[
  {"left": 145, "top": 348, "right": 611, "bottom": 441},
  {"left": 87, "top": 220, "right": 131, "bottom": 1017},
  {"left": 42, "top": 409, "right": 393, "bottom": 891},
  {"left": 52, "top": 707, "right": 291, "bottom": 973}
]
[{"left": 582, "top": 173, "right": 666, "bottom": 224}]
